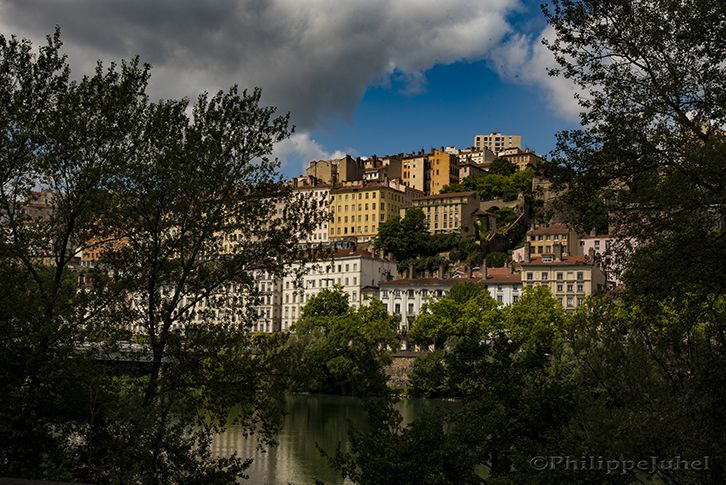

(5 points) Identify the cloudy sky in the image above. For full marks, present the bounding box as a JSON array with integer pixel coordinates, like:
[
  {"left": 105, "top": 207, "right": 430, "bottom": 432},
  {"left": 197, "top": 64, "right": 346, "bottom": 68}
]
[{"left": 0, "top": 0, "right": 580, "bottom": 177}]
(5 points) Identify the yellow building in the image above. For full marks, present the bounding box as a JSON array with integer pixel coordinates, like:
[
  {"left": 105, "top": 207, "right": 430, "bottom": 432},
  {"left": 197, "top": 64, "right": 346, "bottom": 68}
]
[
  {"left": 521, "top": 255, "right": 606, "bottom": 311},
  {"left": 407, "top": 191, "right": 480, "bottom": 235},
  {"left": 401, "top": 149, "right": 459, "bottom": 195},
  {"left": 474, "top": 132, "right": 521, "bottom": 154},
  {"left": 329, "top": 183, "right": 411, "bottom": 242},
  {"left": 429, "top": 149, "right": 459, "bottom": 195}
]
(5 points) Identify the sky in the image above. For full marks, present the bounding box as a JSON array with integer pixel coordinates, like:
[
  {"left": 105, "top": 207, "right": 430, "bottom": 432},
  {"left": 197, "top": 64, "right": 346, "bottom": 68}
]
[{"left": 0, "top": 0, "right": 582, "bottom": 178}]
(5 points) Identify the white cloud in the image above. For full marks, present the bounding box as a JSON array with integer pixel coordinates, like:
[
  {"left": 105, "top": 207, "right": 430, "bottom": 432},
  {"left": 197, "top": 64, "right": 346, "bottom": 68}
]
[
  {"left": 273, "top": 132, "right": 353, "bottom": 173},
  {"left": 488, "top": 25, "right": 582, "bottom": 121},
  {"left": 0, "top": 0, "right": 520, "bottom": 129}
]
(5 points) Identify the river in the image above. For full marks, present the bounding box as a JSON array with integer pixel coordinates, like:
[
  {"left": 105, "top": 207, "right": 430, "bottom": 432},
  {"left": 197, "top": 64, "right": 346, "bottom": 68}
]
[{"left": 211, "top": 393, "right": 454, "bottom": 484}]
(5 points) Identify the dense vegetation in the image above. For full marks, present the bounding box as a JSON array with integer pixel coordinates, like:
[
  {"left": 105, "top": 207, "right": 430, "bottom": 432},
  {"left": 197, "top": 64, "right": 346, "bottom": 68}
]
[
  {"left": 325, "top": 0, "right": 726, "bottom": 483},
  {"left": 442, "top": 162, "right": 534, "bottom": 202},
  {"left": 0, "top": 30, "right": 321, "bottom": 483}
]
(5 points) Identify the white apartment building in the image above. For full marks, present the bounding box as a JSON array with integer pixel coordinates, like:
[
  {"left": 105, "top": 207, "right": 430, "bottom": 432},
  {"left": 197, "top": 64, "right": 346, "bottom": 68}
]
[
  {"left": 292, "top": 184, "right": 330, "bottom": 245},
  {"left": 379, "top": 278, "right": 479, "bottom": 337},
  {"left": 280, "top": 249, "right": 397, "bottom": 330},
  {"left": 482, "top": 267, "right": 522, "bottom": 305}
]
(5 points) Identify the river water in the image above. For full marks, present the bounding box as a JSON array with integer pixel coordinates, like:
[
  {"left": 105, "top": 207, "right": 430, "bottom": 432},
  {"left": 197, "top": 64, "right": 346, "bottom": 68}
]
[{"left": 211, "top": 393, "right": 452, "bottom": 484}]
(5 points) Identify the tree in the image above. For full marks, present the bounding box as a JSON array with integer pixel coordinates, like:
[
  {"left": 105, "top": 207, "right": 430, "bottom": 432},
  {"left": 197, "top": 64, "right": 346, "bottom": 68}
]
[
  {"left": 488, "top": 157, "right": 516, "bottom": 176},
  {"left": 543, "top": 0, "right": 726, "bottom": 296},
  {"left": 0, "top": 30, "right": 318, "bottom": 483},
  {"left": 409, "top": 283, "right": 498, "bottom": 348},
  {"left": 286, "top": 288, "right": 399, "bottom": 396},
  {"left": 374, "top": 207, "right": 430, "bottom": 263}
]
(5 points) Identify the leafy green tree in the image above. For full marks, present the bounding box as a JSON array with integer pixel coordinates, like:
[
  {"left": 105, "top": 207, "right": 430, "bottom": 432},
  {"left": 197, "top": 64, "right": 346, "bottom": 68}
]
[
  {"left": 409, "top": 283, "right": 497, "bottom": 348},
  {"left": 0, "top": 30, "right": 318, "bottom": 483},
  {"left": 488, "top": 157, "right": 516, "bottom": 176},
  {"left": 287, "top": 288, "right": 398, "bottom": 396},
  {"left": 443, "top": 167, "right": 533, "bottom": 202},
  {"left": 543, "top": 0, "right": 726, "bottom": 296},
  {"left": 374, "top": 207, "right": 431, "bottom": 263}
]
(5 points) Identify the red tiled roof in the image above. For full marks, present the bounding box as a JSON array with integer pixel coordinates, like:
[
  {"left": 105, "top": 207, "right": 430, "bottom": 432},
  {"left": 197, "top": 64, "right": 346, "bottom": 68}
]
[
  {"left": 530, "top": 223, "right": 570, "bottom": 235},
  {"left": 416, "top": 191, "right": 477, "bottom": 200},
  {"left": 483, "top": 267, "right": 521, "bottom": 284},
  {"left": 381, "top": 277, "right": 482, "bottom": 287},
  {"left": 521, "top": 255, "right": 590, "bottom": 266}
]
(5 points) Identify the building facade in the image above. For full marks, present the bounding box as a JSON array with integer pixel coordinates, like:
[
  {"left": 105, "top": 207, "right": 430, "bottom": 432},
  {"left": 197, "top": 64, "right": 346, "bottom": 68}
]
[
  {"left": 521, "top": 255, "right": 606, "bottom": 310},
  {"left": 407, "top": 191, "right": 480, "bottom": 235},
  {"left": 328, "top": 182, "right": 412, "bottom": 242},
  {"left": 482, "top": 267, "right": 522, "bottom": 305},
  {"left": 281, "top": 249, "right": 397, "bottom": 330},
  {"left": 474, "top": 132, "right": 521, "bottom": 154},
  {"left": 498, "top": 147, "right": 545, "bottom": 171},
  {"left": 429, "top": 149, "right": 459, "bottom": 195},
  {"left": 527, "top": 223, "right": 579, "bottom": 257}
]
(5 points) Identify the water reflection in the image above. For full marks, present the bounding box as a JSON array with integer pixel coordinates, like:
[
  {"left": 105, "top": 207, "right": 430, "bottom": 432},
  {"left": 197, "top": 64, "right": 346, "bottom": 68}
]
[{"left": 212, "top": 394, "right": 455, "bottom": 485}]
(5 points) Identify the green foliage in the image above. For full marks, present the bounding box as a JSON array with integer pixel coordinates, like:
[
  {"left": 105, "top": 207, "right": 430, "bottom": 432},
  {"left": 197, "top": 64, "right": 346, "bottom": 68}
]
[
  {"left": 287, "top": 288, "right": 398, "bottom": 396},
  {"left": 488, "top": 157, "right": 516, "bottom": 176},
  {"left": 0, "top": 30, "right": 317, "bottom": 483},
  {"left": 485, "top": 251, "right": 508, "bottom": 267},
  {"left": 374, "top": 207, "right": 429, "bottom": 262},
  {"left": 409, "top": 284, "right": 497, "bottom": 348},
  {"left": 443, "top": 167, "right": 533, "bottom": 202},
  {"left": 543, "top": 0, "right": 726, "bottom": 295}
]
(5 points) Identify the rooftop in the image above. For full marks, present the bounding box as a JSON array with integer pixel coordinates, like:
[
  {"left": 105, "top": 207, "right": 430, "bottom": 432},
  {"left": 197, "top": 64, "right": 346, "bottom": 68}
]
[
  {"left": 381, "top": 277, "right": 482, "bottom": 287},
  {"left": 521, "top": 255, "right": 591, "bottom": 266},
  {"left": 483, "top": 267, "right": 521, "bottom": 284},
  {"left": 530, "top": 223, "right": 570, "bottom": 235}
]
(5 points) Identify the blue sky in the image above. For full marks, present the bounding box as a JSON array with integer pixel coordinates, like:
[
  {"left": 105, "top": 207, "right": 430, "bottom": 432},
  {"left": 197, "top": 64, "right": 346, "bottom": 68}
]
[
  {"left": 305, "top": 58, "right": 577, "bottom": 176},
  {"left": 0, "top": 0, "right": 582, "bottom": 178}
]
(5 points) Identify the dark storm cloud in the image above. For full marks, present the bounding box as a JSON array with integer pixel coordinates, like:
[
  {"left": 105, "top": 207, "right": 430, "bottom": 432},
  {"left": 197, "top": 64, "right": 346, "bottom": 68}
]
[{"left": 0, "top": 0, "right": 519, "bottom": 129}]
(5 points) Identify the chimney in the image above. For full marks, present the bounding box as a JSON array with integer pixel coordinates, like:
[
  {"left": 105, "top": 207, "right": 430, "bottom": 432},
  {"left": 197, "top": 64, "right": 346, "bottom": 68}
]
[
  {"left": 411, "top": 265, "right": 416, "bottom": 280},
  {"left": 482, "top": 258, "right": 488, "bottom": 280},
  {"left": 588, "top": 247, "right": 595, "bottom": 262},
  {"left": 437, "top": 264, "right": 444, "bottom": 279},
  {"left": 553, "top": 244, "right": 562, "bottom": 262},
  {"left": 524, "top": 242, "right": 531, "bottom": 263}
]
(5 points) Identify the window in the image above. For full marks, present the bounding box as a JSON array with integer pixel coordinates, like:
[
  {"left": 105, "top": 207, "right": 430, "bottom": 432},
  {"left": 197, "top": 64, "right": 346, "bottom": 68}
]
[
  {"left": 567, "top": 284, "right": 574, "bottom": 292},
  {"left": 408, "top": 303, "right": 414, "bottom": 314},
  {"left": 567, "top": 296, "right": 574, "bottom": 307},
  {"left": 407, "top": 289, "right": 414, "bottom": 298},
  {"left": 394, "top": 303, "right": 401, "bottom": 314},
  {"left": 577, "top": 272, "right": 584, "bottom": 280},
  {"left": 527, "top": 272, "right": 533, "bottom": 280},
  {"left": 497, "top": 295, "right": 503, "bottom": 303},
  {"left": 577, "top": 283, "right": 584, "bottom": 292},
  {"left": 382, "top": 290, "right": 389, "bottom": 298},
  {"left": 556, "top": 272, "right": 564, "bottom": 280},
  {"left": 557, "top": 284, "right": 563, "bottom": 292},
  {"left": 541, "top": 272, "right": 548, "bottom": 281},
  {"left": 394, "top": 290, "right": 401, "bottom": 298},
  {"left": 513, "top": 295, "right": 519, "bottom": 303}
]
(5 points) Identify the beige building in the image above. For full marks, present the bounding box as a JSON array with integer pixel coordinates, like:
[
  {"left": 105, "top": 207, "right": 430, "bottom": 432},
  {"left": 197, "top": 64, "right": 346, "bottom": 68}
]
[
  {"left": 291, "top": 179, "right": 330, "bottom": 245},
  {"left": 521, "top": 255, "right": 606, "bottom": 311},
  {"left": 328, "top": 182, "right": 412, "bottom": 242},
  {"left": 305, "top": 155, "right": 362, "bottom": 185},
  {"left": 474, "top": 132, "right": 521, "bottom": 154},
  {"left": 498, "top": 147, "right": 545, "bottom": 171},
  {"left": 527, "top": 223, "right": 579, "bottom": 258},
  {"left": 361, "top": 155, "right": 403, "bottom": 182},
  {"left": 407, "top": 191, "right": 480, "bottom": 235},
  {"left": 401, "top": 151, "right": 430, "bottom": 194},
  {"left": 454, "top": 146, "right": 496, "bottom": 167},
  {"left": 459, "top": 162, "right": 485, "bottom": 180}
]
